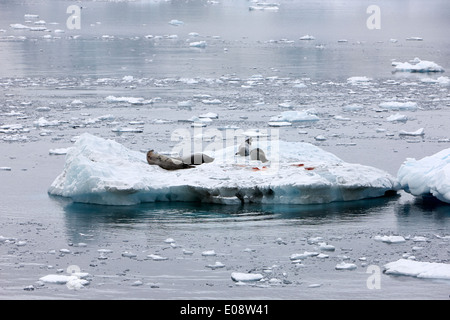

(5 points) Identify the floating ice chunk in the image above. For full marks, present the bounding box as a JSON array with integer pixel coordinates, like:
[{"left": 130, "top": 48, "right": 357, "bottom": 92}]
[
  {"left": 105, "top": 96, "right": 151, "bottom": 105},
  {"left": 405, "top": 37, "right": 423, "bottom": 41},
  {"left": 399, "top": 128, "right": 424, "bottom": 136},
  {"left": 347, "top": 76, "right": 372, "bottom": 85},
  {"left": 335, "top": 262, "right": 357, "bottom": 270},
  {"left": 111, "top": 127, "right": 143, "bottom": 133},
  {"left": 147, "top": 254, "right": 168, "bottom": 261},
  {"left": 39, "top": 274, "right": 77, "bottom": 284},
  {"left": 374, "top": 235, "right": 406, "bottom": 243},
  {"left": 386, "top": 113, "right": 408, "bottom": 122},
  {"left": 319, "top": 243, "right": 335, "bottom": 251},
  {"left": 393, "top": 58, "right": 444, "bottom": 73},
  {"left": 178, "top": 100, "right": 194, "bottom": 108},
  {"left": 379, "top": 101, "right": 417, "bottom": 111},
  {"left": 10, "top": 24, "right": 30, "bottom": 30},
  {"left": 397, "top": 148, "right": 450, "bottom": 203},
  {"left": 169, "top": 19, "right": 184, "bottom": 26},
  {"left": 270, "top": 110, "right": 319, "bottom": 122},
  {"left": 206, "top": 261, "right": 225, "bottom": 269},
  {"left": 0, "top": 167, "right": 12, "bottom": 171},
  {"left": 34, "top": 117, "right": 60, "bottom": 127},
  {"left": 202, "top": 250, "right": 216, "bottom": 256},
  {"left": 231, "top": 272, "right": 264, "bottom": 282},
  {"left": 49, "top": 148, "right": 71, "bottom": 155},
  {"left": 268, "top": 121, "right": 291, "bottom": 127},
  {"left": 384, "top": 259, "right": 450, "bottom": 280},
  {"left": 300, "top": 35, "right": 315, "bottom": 40},
  {"left": 48, "top": 133, "right": 400, "bottom": 206},
  {"left": 189, "top": 41, "right": 207, "bottom": 48},
  {"left": 201, "top": 98, "right": 221, "bottom": 105},
  {"left": 199, "top": 112, "right": 218, "bottom": 119}
]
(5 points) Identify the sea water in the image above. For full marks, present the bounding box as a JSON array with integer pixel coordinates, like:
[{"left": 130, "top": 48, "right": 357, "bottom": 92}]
[{"left": 0, "top": 0, "right": 450, "bottom": 299}]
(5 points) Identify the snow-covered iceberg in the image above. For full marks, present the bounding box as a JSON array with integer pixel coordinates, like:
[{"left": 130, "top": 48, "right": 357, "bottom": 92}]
[
  {"left": 48, "top": 133, "right": 400, "bottom": 206},
  {"left": 384, "top": 259, "right": 450, "bottom": 280},
  {"left": 397, "top": 148, "right": 450, "bottom": 203}
]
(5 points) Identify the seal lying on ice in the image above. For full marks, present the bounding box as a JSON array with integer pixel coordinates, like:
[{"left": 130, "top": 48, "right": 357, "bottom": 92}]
[
  {"left": 147, "top": 150, "right": 194, "bottom": 170},
  {"left": 236, "top": 137, "right": 252, "bottom": 156},
  {"left": 250, "top": 147, "right": 269, "bottom": 163},
  {"left": 147, "top": 150, "right": 215, "bottom": 170},
  {"left": 179, "top": 153, "right": 215, "bottom": 165}
]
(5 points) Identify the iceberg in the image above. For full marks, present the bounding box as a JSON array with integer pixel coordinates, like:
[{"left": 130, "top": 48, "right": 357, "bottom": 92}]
[
  {"left": 393, "top": 59, "right": 445, "bottom": 73},
  {"left": 48, "top": 133, "right": 399, "bottom": 206},
  {"left": 397, "top": 148, "right": 450, "bottom": 203},
  {"left": 384, "top": 259, "right": 450, "bottom": 280}
]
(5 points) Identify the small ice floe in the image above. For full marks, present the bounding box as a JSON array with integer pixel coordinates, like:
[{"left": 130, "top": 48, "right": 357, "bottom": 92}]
[
  {"left": 182, "top": 249, "right": 194, "bottom": 255},
  {"left": 111, "top": 127, "right": 144, "bottom": 133},
  {"left": 24, "top": 14, "right": 39, "bottom": 20},
  {"left": 318, "top": 242, "right": 335, "bottom": 251},
  {"left": 169, "top": 19, "right": 184, "bottom": 26},
  {"left": 231, "top": 272, "right": 263, "bottom": 282},
  {"left": 34, "top": 117, "right": 60, "bottom": 127},
  {"left": 189, "top": 41, "right": 207, "bottom": 48},
  {"left": 249, "top": 3, "right": 279, "bottom": 11},
  {"left": 202, "top": 250, "right": 216, "bottom": 256},
  {"left": 147, "top": 254, "right": 168, "bottom": 261},
  {"left": 177, "top": 100, "right": 194, "bottom": 108},
  {"left": 405, "top": 37, "right": 423, "bottom": 41},
  {"left": 397, "top": 148, "right": 450, "bottom": 203},
  {"left": 299, "top": 35, "right": 315, "bottom": 40},
  {"left": 335, "top": 262, "right": 357, "bottom": 270},
  {"left": 379, "top": 101, "right": 417, "bottom": 111},
  {"left": 199, "top": 112, "right": 218, "bottom": 119},
  {"left": 39, "top": 273, "right": 90, "bottom": 289},
  {"left": 49, "top": 148, "right": 71, "bottom": 155},
  {"left": 268, "top": 121, "right": 291, "bottom": 127},
  {"left": 121, "top": 251, "right": 137, "bottom": 258},
  {"left": 384, "top": 259, "right": 450, "bottom": 280},
  {"left": 314, "top": 135, "right": 326, "bottom": 141},
  {"left": 164, "top": 238, "right": 175, "bottom": 244},
  {"left": 386, "top": 113, "right": 408, "bottom": 122},
  {"left": 105, "top": 96, "right": 151, "bottom": 105},
  {"left": 290, "top": 251, "right": 319, "bottom": 261},
  {"left": 0, "top": 167, "right": 12, "bottom": 171},
  {"left": 374, "top": 235, "right": 406, "bottom": 243},
  {"left": 206, "top": 261, "right": 225, "bottom": 270},
  {"left": 399, "top": 128, "right": 424, "bottom": 136},
  {"left": 393, "top": 58, "right": 444, "bottom": 73},
  {"left": 10, "top": 24, "right": 30, "bottom": 30},
  {"left": 201, "top": 98, "right": 221, "bottom": 105},
  {"left": 347, "top": 76, "right": 372, "bottom": 85},
  {"left": 334, "top": 115, "right": 351, "bottom": 121},
  {"left": 270, "top": 110, "right": 319, "bottom": 122}
]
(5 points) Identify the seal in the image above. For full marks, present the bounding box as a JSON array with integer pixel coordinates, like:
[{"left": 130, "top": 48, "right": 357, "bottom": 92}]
[
  {"left": 179, "top": 153, "right": 214, "bottom": 165},
  {"left": 236, "top": 137, "right": 252, "bottom": 156},
  {"left": 147, "top": 150, "right": 194, "bottom": 170},
  {"left": 250, "top": 147, "right": 269, "bottom": 163}
]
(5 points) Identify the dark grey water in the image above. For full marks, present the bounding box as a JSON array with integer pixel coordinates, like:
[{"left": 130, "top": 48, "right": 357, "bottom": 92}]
[{"left": 0, "top": 0, "right": 450, "bottom": 300}]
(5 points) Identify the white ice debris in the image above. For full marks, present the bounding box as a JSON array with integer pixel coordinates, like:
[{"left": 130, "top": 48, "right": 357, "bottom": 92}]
[
  {"left": 374, "top": 235, "right": 406, "bottom": 243},
  {"left": 189, "top": 41, "right": 207, "bottom": 48},
  {"left": 386, "top": 113, "right": 408, "bottom": 122},
  {"left": 379, "top": 101, "right": 417, "bottom": 111},
  {"left": 335, "top": 262, "right": 357, "bottom": 270},
  {"left": 384, "top": 259, "right": 450, "bottom": 280},
  {"left": 231, "top": 272, "right": 264, "bottom": 282},
  {"left": 347, "top": 76, "right": 372, "bottom": 85},
  {"left": 393, "top": 58, "right": 445, "bottom": 73},
  {"left": 270, "top": 110, "right": 319, "bottom": 122},
  {"left": 398, "top": 128, "right": 424, "bottom": 136},
  {"left": 300, "top": 35, "right": 315, "bottom": 40},
  {"left": 48, "top": 133, "right": 400, "bottom": 206},
  {"left": 397, "top": 148, "right": 450, "bottom": 203}
]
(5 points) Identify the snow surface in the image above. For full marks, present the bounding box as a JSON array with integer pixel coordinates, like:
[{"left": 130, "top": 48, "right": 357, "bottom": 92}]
[
  {"left": 48, "top": 133, "right": 400, "bottom": 206},
  {"left": 397, "top": 148, "right": 450, "bottom": 203}
]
